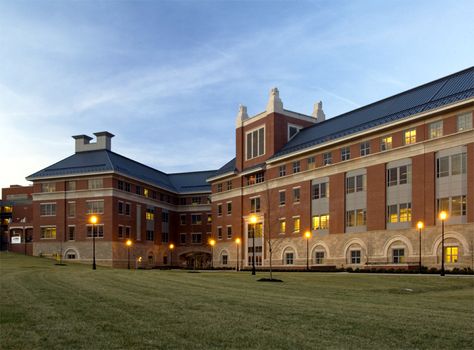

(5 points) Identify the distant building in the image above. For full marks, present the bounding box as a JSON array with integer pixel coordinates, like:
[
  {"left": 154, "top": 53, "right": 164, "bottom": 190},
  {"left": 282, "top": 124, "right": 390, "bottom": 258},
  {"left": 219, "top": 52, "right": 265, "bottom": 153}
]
[{"left": 208, "top": 67, "right": 474, "bottom": 270}]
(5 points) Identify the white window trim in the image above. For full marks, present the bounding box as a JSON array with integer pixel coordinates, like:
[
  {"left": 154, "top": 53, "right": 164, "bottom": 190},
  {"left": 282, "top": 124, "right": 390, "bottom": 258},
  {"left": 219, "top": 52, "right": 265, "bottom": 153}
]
[{"left": 245, "top": 126, "right": 266, "bottom": 160}]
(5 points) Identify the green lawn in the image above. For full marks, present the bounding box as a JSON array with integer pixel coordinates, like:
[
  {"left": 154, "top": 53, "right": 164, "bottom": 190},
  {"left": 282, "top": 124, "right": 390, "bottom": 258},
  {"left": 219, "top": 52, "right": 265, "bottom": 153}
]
[{"left": 1, "top": 252, "right": 473, "bottom": 349}]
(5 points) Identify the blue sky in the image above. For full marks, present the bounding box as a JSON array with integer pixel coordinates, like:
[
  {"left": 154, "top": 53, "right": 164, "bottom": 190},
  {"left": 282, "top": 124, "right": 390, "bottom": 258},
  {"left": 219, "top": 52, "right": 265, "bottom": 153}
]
[{"left": 1, "top": 0, "right": 473, "bottom": 194}]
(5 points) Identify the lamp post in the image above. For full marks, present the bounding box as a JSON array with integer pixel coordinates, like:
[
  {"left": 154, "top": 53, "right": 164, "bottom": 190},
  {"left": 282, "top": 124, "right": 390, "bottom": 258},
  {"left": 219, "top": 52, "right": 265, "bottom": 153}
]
[
  {"left": 209, "top": 239, "right": 216, "bottom": 269},
  {"left": 169, "top": 243, "right": 175, "bottom": 267},
  {"left": 126, "top": 239, "right": 132, "bottom": 269},
  {"left": 304, "top": 230, "right": 311, "bottom": 271},
  {"left": 235, "top": 238, "right": 241, "bottom": 271},
  {"left": 89, "top": 215, "right": 98, "bottom": 270},
  {"left": 250, "top": 215, "right": 257, "bottom": 276},
  {"left": 417, "top": 221, "right": 424, "bottom": 273},
  {"left": 439, "top": 211, "right": 447, "bottom": 276}
]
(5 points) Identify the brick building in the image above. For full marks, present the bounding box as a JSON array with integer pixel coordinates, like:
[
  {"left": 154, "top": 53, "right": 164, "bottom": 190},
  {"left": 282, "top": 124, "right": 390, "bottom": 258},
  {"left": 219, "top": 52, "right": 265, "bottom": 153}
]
[
  {"left": 208, "top": 67, "right": 474, "bottom": 270},
  {"left": 24, "top": 132, "right": 215, "bottom": 268}
]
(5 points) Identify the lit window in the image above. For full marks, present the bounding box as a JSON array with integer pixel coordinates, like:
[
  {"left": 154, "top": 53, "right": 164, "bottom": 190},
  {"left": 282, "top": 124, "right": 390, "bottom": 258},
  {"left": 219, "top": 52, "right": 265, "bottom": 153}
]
[
  {"left": 246, "top": 127, "right": 265, "bottom": 160},
  {"left": 308, "top": 156, "right": 316, "bottom": 169},
  {"left": 381, "top": 136, "right": 392, "bottom": 151},
  {"left": 428, "top": 121, "right": 443, "bottom": 139},
  {"left": 279, "top": 219, "right": 286, "bottom": 234},
  {"left": 312, "top": 214, "right": 329, "bottom": 230},
  {"left": 293, "top": 217, "right": 300, "bottom": 233},
  {"left": 403, "top": 129, "right": 416, "bottom": 145},
  {"left": 457, "top": 113, "right": 472, "bottom": 131},
  {"left": 40, "top": 227, "right": 56, "bottom": 239},
  {"left": 445, "top": 247, "right": 458, "bottom": 263},
  {"left": 146, "top": 209, "right": 154, "bottom": 221},
  {"left": 143, "top": 189, "right": 149, "bottom": 197},
  {"left": 387, "top": 205, "right": 398, "bottom": 223},
  {"left": 346, "top": 210, "right": 366, "bottom": 227},
  {"left": 399, "top": 203, "right": 411, "bottom": 222},
  {"left": 207, "top": 215, "right": 212, "bottom": 224}
]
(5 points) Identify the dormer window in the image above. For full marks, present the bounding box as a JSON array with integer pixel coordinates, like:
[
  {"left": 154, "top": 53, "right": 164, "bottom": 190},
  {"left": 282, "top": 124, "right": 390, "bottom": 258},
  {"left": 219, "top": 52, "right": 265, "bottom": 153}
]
[
  {"left": 246, "top": 127, "right": 265, "bottom": 160},
  {"left": 288, "top": 124, "right": 302, "bottom": 141}
]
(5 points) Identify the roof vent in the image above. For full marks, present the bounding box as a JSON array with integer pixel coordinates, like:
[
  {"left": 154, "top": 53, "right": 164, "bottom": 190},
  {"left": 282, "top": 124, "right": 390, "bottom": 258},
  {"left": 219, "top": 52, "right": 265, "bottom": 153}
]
[
  {"left": 266, "top": 87, "right": 284, "bottom": 113},
  {"left": 72, "top": 131, "right": 114, "bottom": 153},
  {"left": 312, "top": 101, "right": 326, "bottom": 123}
]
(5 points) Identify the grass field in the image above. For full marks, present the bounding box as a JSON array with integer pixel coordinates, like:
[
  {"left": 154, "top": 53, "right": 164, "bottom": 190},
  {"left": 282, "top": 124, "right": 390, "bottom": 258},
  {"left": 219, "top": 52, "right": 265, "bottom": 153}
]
[{"left": 1, "top": 252, "right": 473, "bottom": 349}]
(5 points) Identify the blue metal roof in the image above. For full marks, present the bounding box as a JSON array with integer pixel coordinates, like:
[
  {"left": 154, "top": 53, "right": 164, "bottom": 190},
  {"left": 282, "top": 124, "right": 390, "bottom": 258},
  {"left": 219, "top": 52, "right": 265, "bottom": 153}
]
[
  {"left": 27, "top": 150, "right": 214, "bottom": 194},
  {"left": 272, "top": 67, "right": 474, "bottom": 159}
]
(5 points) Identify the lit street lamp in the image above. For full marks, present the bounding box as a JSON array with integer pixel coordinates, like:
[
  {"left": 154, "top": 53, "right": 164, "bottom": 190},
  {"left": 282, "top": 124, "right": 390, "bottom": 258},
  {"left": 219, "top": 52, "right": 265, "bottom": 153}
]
[
  {"left": 250, "top": 215, "right": 257, "bottom": 276},
  {"left": 304, "top": 231, "right": 311, "bottom": 271},
  {"left": 126, "top": 239, "right": 132, "bottom": 269},
  {"left": 439, "top": 211, "right": 447, "bottom": 276},
  {"left": 209, "top": 239, "right": 216, "bottom": 269},
  {"left": 169, "top": 243, "right": 175, "bottom": 267},
  {"left": 416, "top": 221, "right": 424, "bottom": 273},
  {"left": 235, "top": 238, "right": 241, "bottom": 271},
  {"left": 89, "top": 215, "right": 98, "bottom": 270}
]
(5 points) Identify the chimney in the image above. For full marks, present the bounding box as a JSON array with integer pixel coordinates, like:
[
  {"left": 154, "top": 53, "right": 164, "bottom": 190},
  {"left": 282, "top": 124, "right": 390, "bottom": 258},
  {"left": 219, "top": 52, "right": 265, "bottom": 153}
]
[
  {"left": 266, "top": 87, "right": 284, "bottom": 113},
  {"left": 72, "top": 131, "right": 114, "bottom": 153},
  {"left": 235, "top": 104, "right": 249, "bottom": 128},
  {"left": 312, "top": 101, "right": 326, "bottom": 123}
]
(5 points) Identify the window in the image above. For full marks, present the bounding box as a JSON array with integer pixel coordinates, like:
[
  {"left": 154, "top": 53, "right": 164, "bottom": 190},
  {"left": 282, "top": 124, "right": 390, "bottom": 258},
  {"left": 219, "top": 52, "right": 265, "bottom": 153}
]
[
  {"left": 143, "top": 188, "right": 149, "bottom": 197},
  {"left": 279, "top": 191, "right": 286, "bottom": 206},
  {"left": 293, "top": 161, "right": 300, "bottom": 173},
  {"left": 68, "top": 202, "right": 76, "bottom": 218},
  {"left": 246, "top": 127, "right": 265, "bottom": 159},
  {"left": 279, "top": 165, "right": 286, "bottom": 177},
  {"left": 118, "top": 180, "right": 124, "bottom": 190},
  {"left": 180, "top": 233, "right": 187, "bottom": 244},
  {"left": 256, "top": 172, "right": 265, "bottom": 183},
  {"left": 392, "top": 248, "right": 404, "bottom": 264},
  {"left": 250, "top": 197, "right": 261, "bottom": 213},
  {"left": 445, "top": 247, "right": 458, "bottom": 263},
  {"left": 40, "top": 227, "right": 56, "bottom": 239},
  {"left": 192, "top": 197, "right": 202, "bottom": 205},
  {"left": 125, "top": 226, "right": 131, "bottom": 239},
  {"left": 217, "top": 227, "right": 223, "bottom": 239},
  {"left": 227, "top": 226, "right": 232, "bottom": 239},
  {"left": 246, "top": 172, "right": 264, "bottom": 185},
  {"left": 207, "top": 215, "right": 212, "bottom": 224},
  {"left": 217, "top": 183, "right": 223, "bottom": 192},
  {"left": 279, "top": 219, "right": 286, "bottom": 234},
  {"left": 387, "top": 165, "right": 411, "bottom": 186},
  {"left": 180, "top": 198, "right": 187, "bottom": 205},
  {"left": 387, "top": 203, "right": 411, "bottom": 223},
  {"left": 341, "top": 147, "right": 351, "bottom": 161},
  {"left": 88, "top": 178, "right": 103, "bottom": 189},
  {"left": 226, "top": 180, "right": 233, "bottom": 191},
  {"left": 457, "top": 113, "right": 472, "bottom": 131},
  {"left": 162, "top": 212, "right": 169, "bottom": 223},
  {"left": 438, "top": 196, "right": 467, "bottom": 217},
  {"left": 40, "top": 203, "right": 56, "bottom": 216},
  {"left": 118, "top": 226, "right": 124, "bottom": 239},
  {"left": 285, "top": 252, "right": 294, "bottom": 265},
  {"left": 146, "top": 230, "right": 154, "bottom": 241},
  {"left": 118, "top": 201, "right": 123, "bottom": 215},
  {"left": 222, "top": 254, "right": 228, "bottom": 265},
  {"left": 180, "top": 214, "right": 186, "bottom": 225},
  {"left": 125, "top": 203, "right": 131, "bottom": 216},
  {"left": 399, "top": 203, "right": 411, "bottom": 222},
  {"left": 360, "top": 141, "right": 370, "bottom": 156},
  {"left": 67, "top": 181, "right": 76, "bottom": 191},
  {"left": 308, "top": 156, "right": 316, "bottom": 169},
  {"left": 387, "top": 205, "right": 398, "bottom": 223},
  {"left": 403, "top": 129, "right": 416, "bottom": 145},
  {"left": 346, "top": 175, "right": 365, "bottom": 193},
  {"left": 87, "top": 200, "right": 104, "bottom": 214},
  {"left": 381, "top": 136, "right": 392, "bottom": 151},
  {"left": 86, "top": 225, "right": 104, "bottom": 238},
  {"left": 346, "top": 209, "right": 366, "bottom": 227},
  {"left": 162, "top": 232, "right": 169, "bottom": 243},
  {"left": 350, "top": 250, "right": 361, "bottom": 264},
  {"left": 288, "top": 125, "right": 301, "bottom": 140},
  {"left": 312, "top": 182, "right": 329, "bottom": 199},
  {"left": 428, "top": 120, "right": 443, "bottom": 139},
  {"left": 124, "top": 182, "right": 131, "bottom": 192},
  {"left": 315, "top": 251, "right": 324, "bottom": 264},
  {"left": 66, "top": 253, "right": 76, "bottom": 260},
  {"left": 217, "top": 204, "right": 222, "bottom": 216},
  {"left": 293, "top": 217, "right": 300, "bottom": 233},
  {"left": 323, "top": 152, "right": 332, "bottom": 165},
  {"left": 293, "top": 188, "right": 300, "bottom": 203},
  {"left": 437, "top": 153, "right": 466, "bottom": 177},
  {"left": 68, "top": 226, "right": 75, "bottom": 241},
  {"left": 146, "top": 209, "right": 154, "bottom": 221},
  {"left": 191, "top": 214, "right": 202, "bottom": 225},
  {"left": 41, "top": 183, "right": 56, "bottom": 193},
  {"left": 312, "top": 214, "right": 329, "bottom": 230}
]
